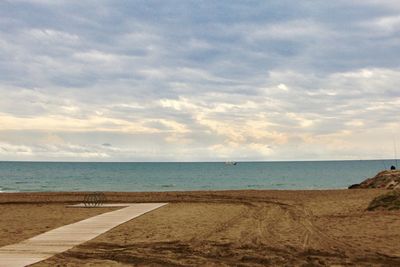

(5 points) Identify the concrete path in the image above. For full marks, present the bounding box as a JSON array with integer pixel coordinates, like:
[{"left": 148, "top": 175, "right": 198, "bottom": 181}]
[{"left": 0, "top": 203, "right": 167, "bottom": 267}]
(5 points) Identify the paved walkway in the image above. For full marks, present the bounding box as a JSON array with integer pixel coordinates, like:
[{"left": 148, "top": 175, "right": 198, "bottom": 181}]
[{"left": 0, "top": 203, "right": 167, "bottom": 267}]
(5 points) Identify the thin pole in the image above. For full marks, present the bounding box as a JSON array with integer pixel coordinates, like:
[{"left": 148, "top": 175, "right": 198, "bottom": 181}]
[{"left": 393, "top": 137, "right": 398, "bottom": 168}]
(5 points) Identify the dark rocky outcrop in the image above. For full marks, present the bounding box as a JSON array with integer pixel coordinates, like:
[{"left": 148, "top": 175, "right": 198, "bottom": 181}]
[{"left": 348, "top": 170, "right": 400, "bottom": 190}]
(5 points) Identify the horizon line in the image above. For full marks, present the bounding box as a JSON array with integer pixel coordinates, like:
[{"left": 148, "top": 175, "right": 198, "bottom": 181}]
[{"left": 0, "top": 158, "right": 398, "bottom": 164}]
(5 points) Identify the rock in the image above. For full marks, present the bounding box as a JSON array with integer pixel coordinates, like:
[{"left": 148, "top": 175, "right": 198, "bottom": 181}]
[
  {"left": 348, "top": 170, "right": 400, "bottom": 189},
  {"left": 348, "top": 183, "right": 361, "bottom": 189}
]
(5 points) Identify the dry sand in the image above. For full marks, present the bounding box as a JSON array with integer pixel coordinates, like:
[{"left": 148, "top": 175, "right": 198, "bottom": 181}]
[
  {"left": 0, "top": 204, "right": 119, "bottom": 247},
  {"left": 1, "top": 190, "right": 399, "bottom": 266}
]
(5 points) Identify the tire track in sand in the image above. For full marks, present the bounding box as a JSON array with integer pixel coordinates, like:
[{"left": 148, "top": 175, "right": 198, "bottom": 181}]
[{"left": 192, "top": 201, "right": 355, "bottom": 255}]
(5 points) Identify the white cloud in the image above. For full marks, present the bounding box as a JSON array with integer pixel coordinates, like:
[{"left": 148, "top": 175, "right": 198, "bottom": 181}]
[
  {"left": 246, "top": 19, "right": 326, "bottom": 41},
  {"left": 73, "top": 50, "right": 119, "bottom": 63},
  {"left": 28, "top": 28, "right": 80, "bottom": 44}
]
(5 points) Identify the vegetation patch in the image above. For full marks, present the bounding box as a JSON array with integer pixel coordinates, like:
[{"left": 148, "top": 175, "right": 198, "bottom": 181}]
[{"left": 367, "top": 190, "right": 400, "bottom": 211}]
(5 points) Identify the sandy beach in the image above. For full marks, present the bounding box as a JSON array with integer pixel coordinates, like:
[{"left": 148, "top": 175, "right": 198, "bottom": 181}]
[{"left": 0, "top": 189, "right": 399, "bottom": 266}]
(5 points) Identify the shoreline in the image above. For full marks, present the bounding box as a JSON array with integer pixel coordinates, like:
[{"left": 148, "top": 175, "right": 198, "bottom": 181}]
[
  {"left": 0, "top": 188, "right": 387, "bottom": 204},
  {"left": 0, "top": 187, "right": 353, "bottom": 195}
]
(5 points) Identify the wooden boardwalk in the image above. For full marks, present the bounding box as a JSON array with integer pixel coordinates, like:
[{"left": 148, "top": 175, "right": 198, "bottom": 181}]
[{"left": 0, "top": 203, "right": 167, "bottom": 267}]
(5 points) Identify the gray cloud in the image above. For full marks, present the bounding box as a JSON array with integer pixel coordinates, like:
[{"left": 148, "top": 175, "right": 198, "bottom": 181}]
[{"left": 0, "top": 1, "right": 399, "bottom": 161}]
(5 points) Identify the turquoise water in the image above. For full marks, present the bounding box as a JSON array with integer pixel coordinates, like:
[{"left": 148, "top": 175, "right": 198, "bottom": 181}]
[{"left": 0, "top": 160, "right": 397, "bottom": 192}]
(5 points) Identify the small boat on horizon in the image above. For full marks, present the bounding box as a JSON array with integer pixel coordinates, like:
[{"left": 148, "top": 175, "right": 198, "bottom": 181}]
[{"left": 225, "top": 161, "right": 237, "bottom": 166}]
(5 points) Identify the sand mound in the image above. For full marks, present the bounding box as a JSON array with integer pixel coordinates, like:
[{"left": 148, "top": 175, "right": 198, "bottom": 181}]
[
  {"left": 349, "top": 170, "right": 400, "bottom": 189},
  {"left": 367, "top": 190, "right": 400, "bottom": 211}
]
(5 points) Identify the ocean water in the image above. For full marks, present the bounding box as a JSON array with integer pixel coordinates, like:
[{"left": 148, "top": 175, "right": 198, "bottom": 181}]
[{"left": 0, "top": 160, "right": 397, "bottom": 192}]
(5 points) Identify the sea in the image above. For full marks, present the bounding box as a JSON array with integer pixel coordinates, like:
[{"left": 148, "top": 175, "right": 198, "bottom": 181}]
[{"left": 0, "top": 160, "right": 397, "bottom": 192}]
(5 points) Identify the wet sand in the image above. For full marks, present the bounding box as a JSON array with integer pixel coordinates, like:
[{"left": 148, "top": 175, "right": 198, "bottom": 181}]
[{"left": 1, "top": 189, "right": 399, "bottom": 266}]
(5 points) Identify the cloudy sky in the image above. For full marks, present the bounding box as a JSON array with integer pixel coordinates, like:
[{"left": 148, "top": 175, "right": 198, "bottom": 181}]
[{"left": 0, "top": 0, "right": 399, "bottom": 161}]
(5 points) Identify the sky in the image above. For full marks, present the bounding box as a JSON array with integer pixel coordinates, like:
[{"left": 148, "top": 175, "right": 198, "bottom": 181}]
[{"left": 0, "top": 0, "right": 399, "bottom": 161}]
